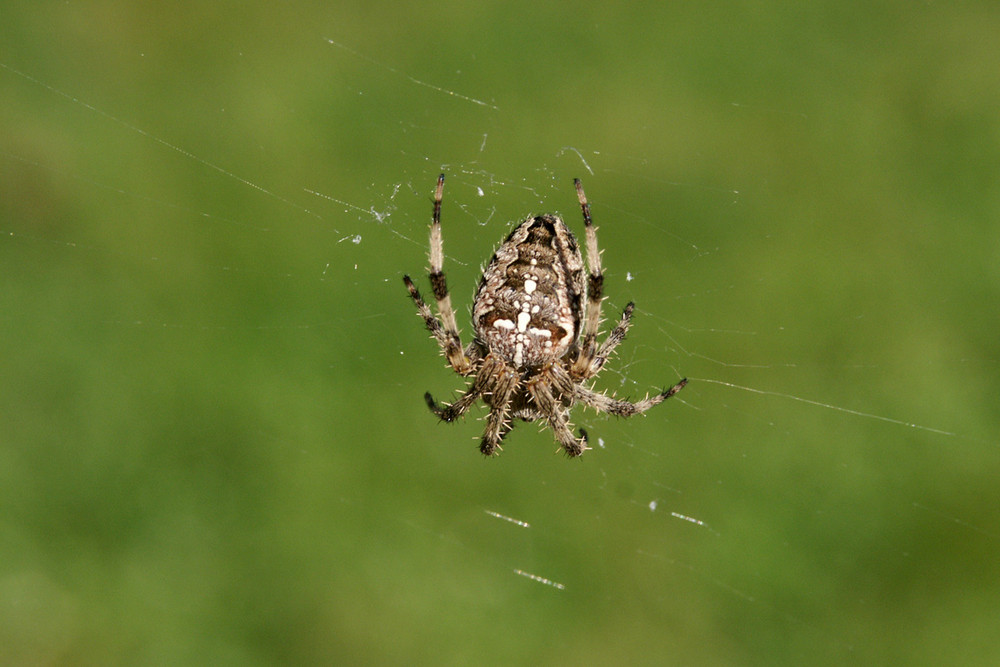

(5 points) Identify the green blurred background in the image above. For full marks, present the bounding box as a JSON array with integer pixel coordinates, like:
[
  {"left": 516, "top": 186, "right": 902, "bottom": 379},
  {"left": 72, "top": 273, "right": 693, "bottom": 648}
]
[{"left": 3, "top": 1, "right": 999, "bottom": 664}]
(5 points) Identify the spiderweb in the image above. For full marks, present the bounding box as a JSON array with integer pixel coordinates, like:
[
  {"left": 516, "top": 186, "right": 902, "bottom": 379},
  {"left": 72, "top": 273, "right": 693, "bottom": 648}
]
[{"left": 2, "top": 5, "right": 998, "bottom": 664}]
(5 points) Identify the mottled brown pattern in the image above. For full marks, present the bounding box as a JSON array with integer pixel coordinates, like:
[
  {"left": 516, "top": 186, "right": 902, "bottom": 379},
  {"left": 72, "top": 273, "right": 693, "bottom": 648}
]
[{"left": 403, "top": 174, "right": 686, "bottom": 457}]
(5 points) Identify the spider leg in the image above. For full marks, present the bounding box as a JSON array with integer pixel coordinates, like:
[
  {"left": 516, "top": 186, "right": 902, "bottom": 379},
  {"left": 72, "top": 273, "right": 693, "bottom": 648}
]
[
  {"left": 424, "top": 363, "right": 491, "bottom": 422},
  {"left": 481, "top": 416, "right": 515, "bottom": 457},
  {"left": 571, "top": 178, "right": 606, "bottom": 378},
  {"left": 402, "top": 174, "right": 473, "bottom": 376},
  {"left": 528, "top": 373, "right": 589, "bottom": 457},
  {"left": 574, "top": 378, "right": 688, "bottom": 417},
  {"left": 403, "top": 276, "right": 471, "bottom": 374},
  {"left": 426, "top": 174, "right": 471, "bottom": 372},
  {"left": 424, "top": 388, "right": 481, "bottom": 422},
  {"left": 480, "top": 382, "right": 518, "bottom": 457},
  {"left": 424, "top": 353, "right": 512, "bottom": 427},
  {"left": 576, "top": 301, "right": 634, "bottom": 380}
]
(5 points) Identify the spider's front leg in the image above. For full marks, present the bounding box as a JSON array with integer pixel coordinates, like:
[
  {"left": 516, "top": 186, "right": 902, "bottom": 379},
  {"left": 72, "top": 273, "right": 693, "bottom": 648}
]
[
  {"left": 479, "top": 362, "right": 519, "bottom": 456},
  {"left": 575, "top": 378, "right": 688, "bottom": 417},
  {"left": 573, "top": 301, "right": 635, "bottom": 381},
  {"left": 420, "top": 352, "right": 501, "bottom": 427},
  {"left": 425, "top": 389, "right": 479, "bottom": 422},
  {"left": 529, "top": 367, "right": 589, "bottom": 457}
]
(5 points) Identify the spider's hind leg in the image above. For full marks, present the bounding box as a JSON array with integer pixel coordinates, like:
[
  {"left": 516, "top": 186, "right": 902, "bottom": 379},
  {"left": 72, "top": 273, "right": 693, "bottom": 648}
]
[
  {"left": 571, "top": 178, "right": 606, "bottom": 378},
  {"left": 403, "top": 174, "right": 474, "bottom": 376}
]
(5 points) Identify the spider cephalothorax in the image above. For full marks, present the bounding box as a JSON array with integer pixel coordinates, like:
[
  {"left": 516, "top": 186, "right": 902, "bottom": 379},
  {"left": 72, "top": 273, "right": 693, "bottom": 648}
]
[{"left": 403, "top": 174, "right": 686, "bottom": 457}]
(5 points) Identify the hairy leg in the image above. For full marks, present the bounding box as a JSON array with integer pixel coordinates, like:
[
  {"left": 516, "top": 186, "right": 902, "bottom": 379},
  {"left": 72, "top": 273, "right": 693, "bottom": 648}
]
[
  {"left": 528, "top": 375, "right": 589, "bottom": 457},
  {"left": 402, "top": 174, "right": 472, "bottom": 375},
  {"left": 571, "top": 179, "right": 606, "bottom": 378},
  {"left": 574, "top": 378, "right": 687, "bottom": 417}
]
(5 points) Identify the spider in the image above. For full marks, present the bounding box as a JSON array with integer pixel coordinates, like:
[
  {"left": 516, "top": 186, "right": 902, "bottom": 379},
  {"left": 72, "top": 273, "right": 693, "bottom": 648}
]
[{"left": 403, "top": 174, "right": 686, "bottom": 457}]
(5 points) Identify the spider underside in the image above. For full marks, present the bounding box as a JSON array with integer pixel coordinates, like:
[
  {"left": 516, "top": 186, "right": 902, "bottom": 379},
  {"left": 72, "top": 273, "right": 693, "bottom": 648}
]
[{"left": 403, "top": 174, "right": 686, "bottom": 457}]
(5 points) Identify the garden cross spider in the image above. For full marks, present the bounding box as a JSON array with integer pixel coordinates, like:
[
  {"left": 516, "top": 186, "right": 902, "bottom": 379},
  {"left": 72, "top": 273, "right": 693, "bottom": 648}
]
[{"left": 403, "top": 174, "right": 686, "bottom": 457}]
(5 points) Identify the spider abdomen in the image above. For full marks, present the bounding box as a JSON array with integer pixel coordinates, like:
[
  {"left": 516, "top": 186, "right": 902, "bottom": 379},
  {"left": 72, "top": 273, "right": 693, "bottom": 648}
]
[{"left": 473, "top": 215, "right": 585, "bottom": 369}]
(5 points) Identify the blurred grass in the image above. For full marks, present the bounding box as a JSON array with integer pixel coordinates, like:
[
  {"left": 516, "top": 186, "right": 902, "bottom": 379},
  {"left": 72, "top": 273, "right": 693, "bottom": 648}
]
[{"left": 3, "top": 1, "right": 1000, "bottom": 665}]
